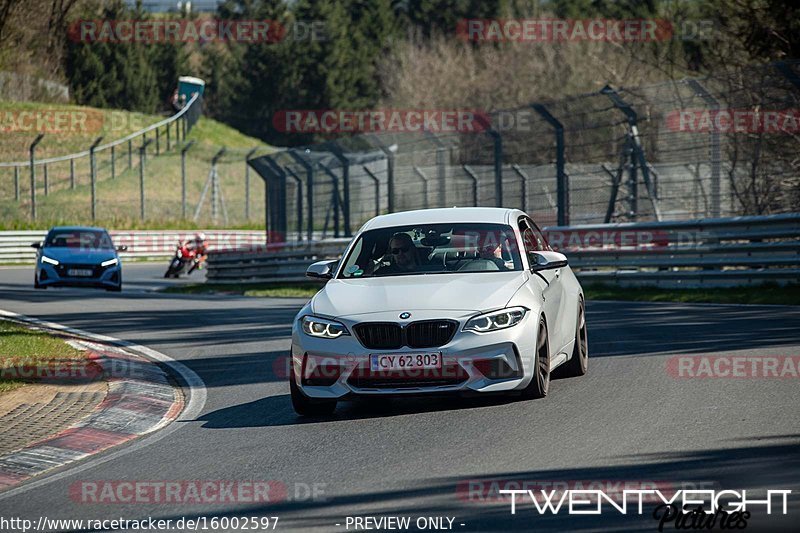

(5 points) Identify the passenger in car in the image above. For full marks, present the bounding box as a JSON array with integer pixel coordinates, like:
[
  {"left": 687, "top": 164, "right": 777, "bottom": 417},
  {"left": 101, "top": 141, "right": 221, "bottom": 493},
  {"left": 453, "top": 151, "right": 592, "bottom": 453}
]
[{"left": 480, "top": 242, "right": 510, "bottom": 271}]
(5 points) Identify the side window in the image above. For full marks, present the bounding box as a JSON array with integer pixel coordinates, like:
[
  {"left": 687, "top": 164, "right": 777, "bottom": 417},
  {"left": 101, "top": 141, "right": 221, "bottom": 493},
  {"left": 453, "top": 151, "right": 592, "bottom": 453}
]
[
  {"left": 528, "top": 221, "right": 550, "bottom": 251},
  {"left": 517, "top": 218, "right": 539, "bottom": 255}
]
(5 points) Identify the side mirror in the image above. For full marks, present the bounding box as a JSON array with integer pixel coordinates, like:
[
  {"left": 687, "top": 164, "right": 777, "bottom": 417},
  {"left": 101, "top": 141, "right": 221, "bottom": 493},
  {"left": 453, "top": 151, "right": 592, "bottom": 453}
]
[
  {"left": 306, "top": 260, "right": 338, "bottom": 280},
  {"left": 116, "top": 245, "right": 128, "bottom": 252},
  {"left": 529, "top": 251, "right": 568, "bottom": 271},
  {"left": 31, "top": 242, "right": 41, "bottom": 249}
]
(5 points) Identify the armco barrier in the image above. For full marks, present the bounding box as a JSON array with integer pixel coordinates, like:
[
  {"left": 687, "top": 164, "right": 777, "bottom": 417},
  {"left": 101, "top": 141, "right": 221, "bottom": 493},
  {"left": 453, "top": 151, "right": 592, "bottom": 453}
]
[
  {"left": 0, "top": 230, "right": 266, "bottom": 264},
  {"left": 204, "top": 213, "right": 800, "bottom": 288}
]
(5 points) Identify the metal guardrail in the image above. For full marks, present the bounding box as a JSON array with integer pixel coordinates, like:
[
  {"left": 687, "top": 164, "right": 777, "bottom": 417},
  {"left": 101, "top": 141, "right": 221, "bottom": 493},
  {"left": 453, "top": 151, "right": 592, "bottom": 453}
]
[
  {"left": 0, "top": 230, "right": 265, "bottom": 264},
  {"left": 205, "top": 214, "right": 800, "bottom": 288}
]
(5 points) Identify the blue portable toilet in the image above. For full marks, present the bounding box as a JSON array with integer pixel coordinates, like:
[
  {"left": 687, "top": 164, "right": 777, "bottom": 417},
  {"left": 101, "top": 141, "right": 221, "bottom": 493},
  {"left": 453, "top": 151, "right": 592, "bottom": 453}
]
[{"left": 177, "top": 76, "right": 205, "bottom": 101}]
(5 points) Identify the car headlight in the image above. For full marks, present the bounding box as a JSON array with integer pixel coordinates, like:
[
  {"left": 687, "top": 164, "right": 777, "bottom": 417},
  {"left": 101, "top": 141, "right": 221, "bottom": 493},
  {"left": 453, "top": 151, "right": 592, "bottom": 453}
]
[
  {"left": 41, "top": 255, "right": 59, "bottom": 266},
  {"left": 101, "top": 258, "right": 118, "bottom": 267},
  {"left": 464, "top": 307, "right": 527, "bottom": 332},
  {"left": 301, "top": 316, "right": 350, "bottom": 339}
]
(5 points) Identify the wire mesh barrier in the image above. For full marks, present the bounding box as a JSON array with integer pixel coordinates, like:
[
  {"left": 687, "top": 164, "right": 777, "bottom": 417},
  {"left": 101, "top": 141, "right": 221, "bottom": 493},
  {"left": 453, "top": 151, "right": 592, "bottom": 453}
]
[
  {"left": 251, "top": 61, "right": 800, "bottom": 242},
  {"left": 0, "top": 94, "right": 208, "bottom": 225}
]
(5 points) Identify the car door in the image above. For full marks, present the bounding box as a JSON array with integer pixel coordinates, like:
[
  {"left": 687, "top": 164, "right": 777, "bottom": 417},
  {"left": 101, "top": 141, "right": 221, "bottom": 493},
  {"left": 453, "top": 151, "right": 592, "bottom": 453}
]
[{"left": 518, "top": 217, "right": 563, "bottom": 356}]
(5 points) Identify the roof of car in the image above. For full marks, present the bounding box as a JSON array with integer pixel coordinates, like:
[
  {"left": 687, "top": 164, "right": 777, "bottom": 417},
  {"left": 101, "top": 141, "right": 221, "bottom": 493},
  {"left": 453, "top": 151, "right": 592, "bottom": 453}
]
[
  {"left": 361, "top": 207, "right": 520, "bottom": 231},
  {"left": 48, "top": 226, "right": 107, "bottom": 232}
]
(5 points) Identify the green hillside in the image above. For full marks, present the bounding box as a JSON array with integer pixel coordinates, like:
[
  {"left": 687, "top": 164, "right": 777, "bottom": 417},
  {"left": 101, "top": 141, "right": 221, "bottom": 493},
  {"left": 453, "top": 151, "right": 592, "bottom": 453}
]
[{"left": 0, "top": 102, "right": 274, "bottom": 230}]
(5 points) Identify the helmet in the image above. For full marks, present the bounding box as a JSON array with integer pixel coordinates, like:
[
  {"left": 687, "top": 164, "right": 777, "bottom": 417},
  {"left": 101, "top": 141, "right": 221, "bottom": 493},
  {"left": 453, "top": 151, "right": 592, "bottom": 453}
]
[{"left": 194, "top": 232, "right": 206, "bottom": 242}]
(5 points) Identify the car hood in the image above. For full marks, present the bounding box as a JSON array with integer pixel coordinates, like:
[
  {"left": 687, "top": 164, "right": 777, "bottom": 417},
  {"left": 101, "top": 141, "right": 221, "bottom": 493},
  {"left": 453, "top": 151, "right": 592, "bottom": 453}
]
[
  {"left": 41, "top": 247, "right": 117, "bottom": 264},
  {"left": 312, "top": 271, "right": 528, "bottom": 319}
]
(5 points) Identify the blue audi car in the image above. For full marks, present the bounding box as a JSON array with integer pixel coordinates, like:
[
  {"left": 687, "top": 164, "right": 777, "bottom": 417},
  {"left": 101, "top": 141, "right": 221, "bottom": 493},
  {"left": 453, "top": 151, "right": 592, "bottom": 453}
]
[{"left": 32, "top": 227, "right": 126, "bottom": 291}]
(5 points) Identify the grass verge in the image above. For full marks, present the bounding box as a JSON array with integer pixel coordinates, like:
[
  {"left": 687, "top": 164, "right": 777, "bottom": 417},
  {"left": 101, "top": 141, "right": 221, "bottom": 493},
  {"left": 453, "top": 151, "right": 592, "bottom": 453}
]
[
  {"left": 163, "top": 282, "right": 322, "bottom": 298},
  {"left": 583, "top": 283, "right": 800, "bottom": 306},
  {"left": 165, "top": 281, "right": 799, "bottom": 306},
  {"left": 0, "top": 320, "right": 85, "bottom": 394}
]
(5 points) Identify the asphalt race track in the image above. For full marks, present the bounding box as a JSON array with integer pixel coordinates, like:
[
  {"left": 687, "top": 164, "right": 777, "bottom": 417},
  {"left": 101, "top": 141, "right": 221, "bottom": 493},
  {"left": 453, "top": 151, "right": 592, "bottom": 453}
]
[{"left": 0, "top": 263, "right": 799, "bottom": 532}]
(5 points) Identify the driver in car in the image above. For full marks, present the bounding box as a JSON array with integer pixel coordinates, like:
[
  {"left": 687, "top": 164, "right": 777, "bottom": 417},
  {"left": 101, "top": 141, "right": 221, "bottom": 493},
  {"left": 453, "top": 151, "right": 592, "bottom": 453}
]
[{"left": 375, "top": 232, "right": 420, "bottom": 275}]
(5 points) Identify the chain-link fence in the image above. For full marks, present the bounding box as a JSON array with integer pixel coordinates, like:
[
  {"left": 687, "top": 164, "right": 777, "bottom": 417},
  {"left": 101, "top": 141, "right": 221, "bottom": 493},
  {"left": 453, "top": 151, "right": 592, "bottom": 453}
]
[
  {"left": 252, "top": 60, "right": 800, "bottom": 241},
  {"left": 0, "top": 94, "right": 207, "bottom": 226}
]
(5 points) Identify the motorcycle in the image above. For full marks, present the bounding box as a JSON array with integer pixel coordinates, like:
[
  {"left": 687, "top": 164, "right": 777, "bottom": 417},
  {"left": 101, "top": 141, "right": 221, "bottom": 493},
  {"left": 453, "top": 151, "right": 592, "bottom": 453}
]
[{"left": 164, "top": 241, "right": 206, "bottom": 278}]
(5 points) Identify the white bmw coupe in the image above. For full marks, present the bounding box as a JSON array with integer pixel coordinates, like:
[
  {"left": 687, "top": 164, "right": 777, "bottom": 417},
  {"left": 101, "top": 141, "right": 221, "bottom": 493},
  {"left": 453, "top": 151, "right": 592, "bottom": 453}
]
[{"left": 289, "top": 207, "right": 588, "bottom": 415}]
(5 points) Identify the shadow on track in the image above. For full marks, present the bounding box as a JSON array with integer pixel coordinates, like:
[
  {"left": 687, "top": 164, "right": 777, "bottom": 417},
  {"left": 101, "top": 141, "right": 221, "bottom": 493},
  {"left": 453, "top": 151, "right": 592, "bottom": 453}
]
[
  {"left": 196, "top": 393, "right": 520, "bottom": 428},
  {"left": 111, "top": 436, "right": 800, "bottom": 533}
]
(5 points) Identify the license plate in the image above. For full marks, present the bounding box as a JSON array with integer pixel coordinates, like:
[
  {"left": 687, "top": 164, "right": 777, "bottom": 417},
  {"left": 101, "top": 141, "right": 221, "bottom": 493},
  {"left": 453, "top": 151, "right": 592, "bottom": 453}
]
[
  {"left": 67, "top": 269, "right": 93, "bottom": 277},
  {"left": 370, "top": 352, "right": 442, "bottom": 372}
]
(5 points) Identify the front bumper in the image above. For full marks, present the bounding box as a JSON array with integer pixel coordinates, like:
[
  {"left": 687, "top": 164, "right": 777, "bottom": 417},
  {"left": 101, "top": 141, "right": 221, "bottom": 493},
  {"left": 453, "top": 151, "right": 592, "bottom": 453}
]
[
  {"left": 37, "top": 262, "right": 121, "bottom": 288},
  {"left": 290, "top": 310, "right": 538, "bottom": 399}
]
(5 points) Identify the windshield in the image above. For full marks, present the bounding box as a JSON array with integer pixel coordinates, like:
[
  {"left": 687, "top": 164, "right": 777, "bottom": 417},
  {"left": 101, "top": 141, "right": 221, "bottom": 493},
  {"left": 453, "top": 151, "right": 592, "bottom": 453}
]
[
  {"left": 45, "top": 229, "right": 115, "bottom": 250},
  {"left": 338, "top": 223, "right": 522, "bottom": 278}
]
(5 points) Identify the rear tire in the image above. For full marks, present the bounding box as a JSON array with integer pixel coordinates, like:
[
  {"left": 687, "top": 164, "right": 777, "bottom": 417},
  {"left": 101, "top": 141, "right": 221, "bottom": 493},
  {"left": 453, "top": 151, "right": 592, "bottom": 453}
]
[
  {"left": 290, "top": 367, "right": 337, "bottom": 416},
  {"left": 557, "top": 299, "right": 588, "bottom": 378},
  {"left": 521, "top": 316, "right": 550, "bottom": 400}
]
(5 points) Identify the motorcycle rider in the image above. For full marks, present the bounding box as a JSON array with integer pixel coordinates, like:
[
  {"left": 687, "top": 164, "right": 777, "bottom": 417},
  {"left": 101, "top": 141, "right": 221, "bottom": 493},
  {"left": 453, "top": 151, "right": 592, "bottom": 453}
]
[{"left": 185, "top": 232, "right": 208, "bottom": 270}]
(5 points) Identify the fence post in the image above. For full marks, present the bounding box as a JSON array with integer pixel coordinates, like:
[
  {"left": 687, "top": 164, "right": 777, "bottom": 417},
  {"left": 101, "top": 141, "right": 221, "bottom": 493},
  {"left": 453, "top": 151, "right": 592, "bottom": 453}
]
[
  {"left": 288, "top": 150, "right": 315, "bottom": 241},
  {"left": 462, "top": 165, "right": 479, "bottom": 207},
  {"left": 139, "top": 139, "right": 152, "bottom": 220},
  {"left": 166, "top": 121, "right": 171, "bottom": 151},
  {"left": 245, "top": 147, "right": 259, "bottom": 220},
  {"left": 14, "top": 166, "right": 19, "bottom": 201},
  {"left": 600, "top": 85, "right": 661, "bottom": 221},
  {"left": 369, "top": 135, "right": 396, "bottom": 213},
  {"left": 362, "top": 166, "right": 381, "bottom": 217},
  {"left": 210, "top": 148, "right": 226, "bottom": 224},
  {"left": 329, "top": 143, "right": 352, "bottom": 236},
  {"left": 413, "top": 166, "right": 430, "bottom": 209},
  {"left": 319, "top": 162, "right": 341, "bottom": 238},
  {"left": 424, "top": 130, "right": 447, "bottom": 208},
  {"left": 262, "top": 156, "right": 288, "bottom": 240},
  {"left": 475, "top": 116, "right": 503, "bottom": 207},
  {"left": 284, "top": 166, "right": 304, "bottom": 241},
  {"left": 686, "top": 79, "right": 721, "bottom": 218},
  {"left": 511, "top": 164, "right": 529, "bottom": 213},
  {"left": 29, "top": 134, "right": 44, "bottom": 220},
  {"left": 89, "top": 137, "right": 103, "bottom": 222},
  {"left": 181, "top": 140, "right": 195, "bottom": 219},
  {"left": 155, "top": 127, "right": 160, "bottom": 155},
  {"left": 70, "top": 158, "right": 75, "bottom": 189},
  {"left": 43, "top": 164, "right": 48, "bottom": 196},
  {"left": 111, "top": 145, "right": 116, "bottom": 179},
  {"left": 531, "top": 103, "right": 568, "bottom": 224},
  {"left": 128, "top": 139, "right": 132, "bottom": 170}
]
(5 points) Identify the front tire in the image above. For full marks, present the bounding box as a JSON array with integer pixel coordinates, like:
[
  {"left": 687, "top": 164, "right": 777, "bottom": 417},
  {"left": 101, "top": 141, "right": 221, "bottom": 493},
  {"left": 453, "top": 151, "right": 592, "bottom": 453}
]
[
  {"left": 521, "top": 316, "right": 550, "bottom": 399},
  {"left": 34, "top": 274, "right": 45, "bottom": 289},
  {"left": 557, "top": 298, "right": 588, "bottom": 378},
  {"left": 290, "top": 367, "right": 337, "bottom": 416}
]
